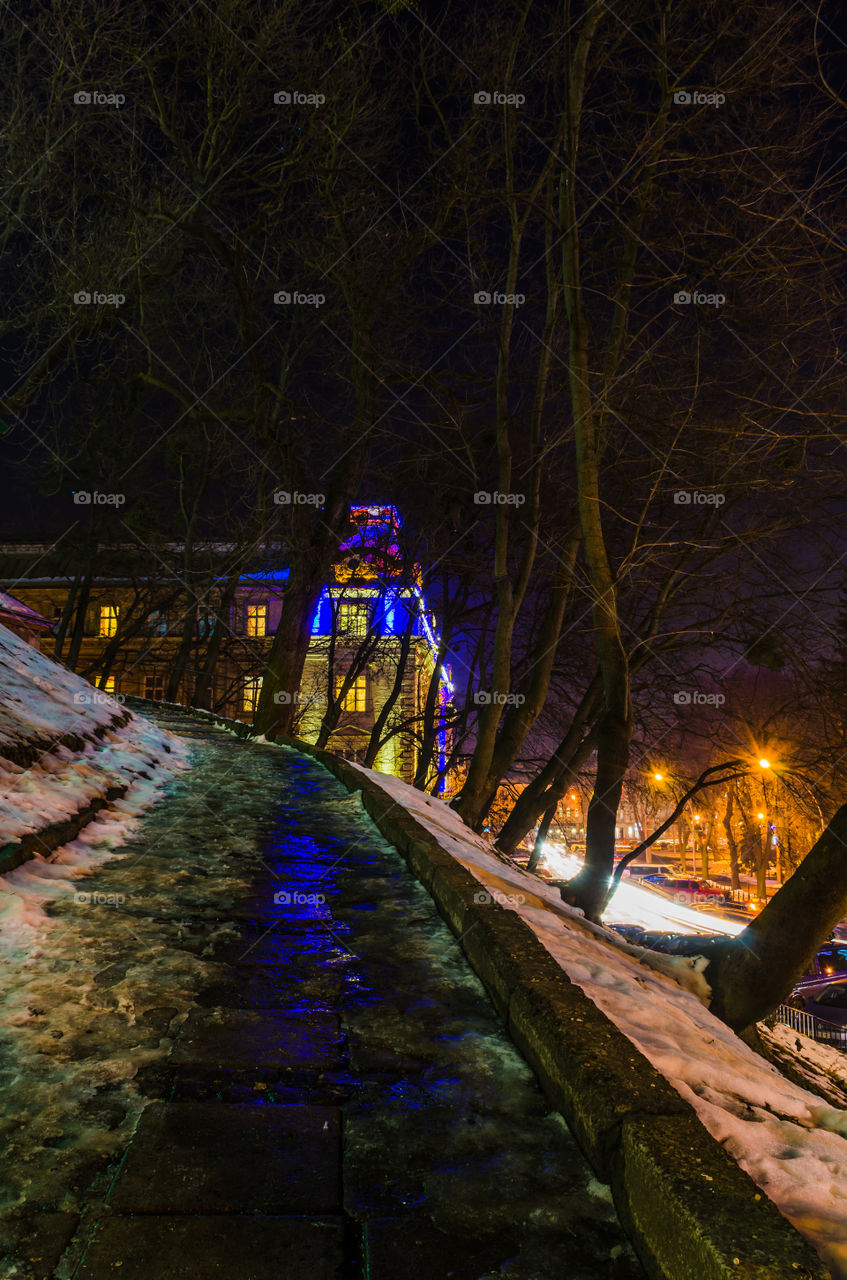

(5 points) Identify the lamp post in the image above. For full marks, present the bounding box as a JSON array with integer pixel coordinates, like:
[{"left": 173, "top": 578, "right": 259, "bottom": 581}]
[
  {"left": 569, "top": 792, "right": 583, "bottom": 843},
  {"left": 651, "top": 771, "right": 673, "bottom": 864},
  {"left": 757, "top": 759, "right": 771, "bottom": 897},
  {"left": 755, "top": 757, "right": 823, "bottom": 885}
]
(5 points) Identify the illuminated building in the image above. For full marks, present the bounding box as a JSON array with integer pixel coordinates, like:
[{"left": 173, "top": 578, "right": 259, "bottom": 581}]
[
  {"left": 0, "top": 505, "right": 452, "bottom": 789},
  {"left": 299, "top": 506, "right": 453, "bottom": 788}
]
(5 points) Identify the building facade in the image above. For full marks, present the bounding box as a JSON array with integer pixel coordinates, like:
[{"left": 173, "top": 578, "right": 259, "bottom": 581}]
[{"left": 0, "top": 506, "right": 452, "bottom": 788}]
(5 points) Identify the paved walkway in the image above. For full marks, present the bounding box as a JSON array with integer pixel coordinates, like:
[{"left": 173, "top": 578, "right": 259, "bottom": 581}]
[{"left": 8, "top": 709, "right": 643, "bottom": 1279}]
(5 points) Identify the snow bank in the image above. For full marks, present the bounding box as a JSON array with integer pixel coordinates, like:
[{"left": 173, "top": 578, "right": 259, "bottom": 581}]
[
  {"left": 0, "top": 622, "right": 129, "bottom": 754},
  {"left": 0, "top": 621, "right": 188, "bottom": 942},
  {"left": 761, "top": 1021, "right": 847, "bottom": 1109},
  {"left": 347, "top": 763, "right": 847, "bottom": 1279}
]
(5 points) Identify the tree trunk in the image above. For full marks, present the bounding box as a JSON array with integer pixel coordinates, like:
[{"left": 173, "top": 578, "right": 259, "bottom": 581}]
[
  {"left": 553, "top": 0, "right": 633, "bottom": 922},
  {"left": 558, "top": 708, "right": 631, "bottom": 920},
  {"left": 53, "top": 573, "right": 79, "bottom": 661},
  {"left": 494, "top": 672, "right": 603, "bottom": 855},
  {"left": 165, "top": 592, "right": 198, "bottom": 703},
  {"left": 315, "top": 624, "right": 380, "bottom": 751},
  {"left": 193, "top": 573, "right": 240, "bottom": 710},
  {"left": 254, "top": 484, "right": 360, "bottom": 739},
  {"left": 527, "top": 799, "right": 558, "bottom": 873},
  {"left": 65, "top": 570, "right": 91, "bottom": 672},
  {"left": 700, "top": 822, "right": 711, "bottom": 881},
  {"left": 756, "top": 825, "right": 768, "bottom": 899},
  {"left": 254, "top": 567, "right": 326, "bottom": 738},
  {"left": 364, "top": 612, "right": 414, "bottom": 768},
  {"left": 461, "top": 562, "right": 577, "bottom": 824},
  {"left": 678, "top": 818, "right": 690, "bottom": 874},
  {"left": 413, "top": 618, "right": 453, "bottom": 790},
  {"left": 723, "top": 789, "right": 741, "bottom": 890},
  {"left": 705, "top": 804, "right": 847, "bottom": 1032}
]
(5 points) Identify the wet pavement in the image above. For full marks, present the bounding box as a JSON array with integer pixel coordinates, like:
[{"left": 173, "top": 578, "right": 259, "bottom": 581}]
[{"left": 2, "top": 707, "right": 644, "bottom": 1279}]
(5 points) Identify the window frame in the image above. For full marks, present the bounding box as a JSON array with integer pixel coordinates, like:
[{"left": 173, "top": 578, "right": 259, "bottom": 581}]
[
  {"left": 246, "top": 602, "right": 269, "bottom": 638},
  {"left": 242, "top": 675, "right": 262, "bottom": 712},
  {"left": 99, "top": 604, "right": 120, "bottom": 638},
  {"left": 815, "top": 985, "right": 847, "bottom": 1008},
  {"left": 337, "top": 599, "right": 370, "bottom": 638},
  {"left": 336, "top": 673, "right": 367, "bottom": 712},
  {"left": 143, "top": 674, "right": 165, "bottom": 700}
]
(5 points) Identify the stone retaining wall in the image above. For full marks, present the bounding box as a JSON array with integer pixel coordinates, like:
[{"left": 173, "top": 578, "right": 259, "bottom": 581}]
[{"left": 289, "top": 737, "right": 830, "bottom": 1280}]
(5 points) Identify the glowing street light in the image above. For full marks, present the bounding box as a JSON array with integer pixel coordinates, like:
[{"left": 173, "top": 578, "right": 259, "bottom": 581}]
[
  {"left": 653, "top": 772, "right": 663, "bottom": 781},
  {"left": 759, "top": 759, "right": 771, "bottom": 769}
]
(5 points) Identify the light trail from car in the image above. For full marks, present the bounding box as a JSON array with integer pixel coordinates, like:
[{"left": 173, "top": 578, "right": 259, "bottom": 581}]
[{"left": 539, "top": 843, "right": 746, "bottom": 937}]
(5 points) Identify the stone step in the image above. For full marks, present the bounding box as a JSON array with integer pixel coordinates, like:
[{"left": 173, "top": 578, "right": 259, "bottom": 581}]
[
  {"left": 109, "top": 1103, "right": 341, "bottom": 1215},
  {"left": 169, "top": 1007, "right": 343, "bottom": 1073},
  {"left": 76, "top": 1214, "right": 345, "bottom": 1280}
]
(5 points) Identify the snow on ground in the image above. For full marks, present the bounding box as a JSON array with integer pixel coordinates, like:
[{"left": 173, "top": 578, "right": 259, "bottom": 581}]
[
  {"left": 0, "top": 741, "right": 258, "bottom": 1229},
  {"left": 0, "top": 715, "right": 187, "bottom": 844},
  {"left": 0, "top": 621, "right": 189, "bottom": 941},
  {"left": 761, "top": 1022, "right": 847, "bottom": 1109},
  {"left": 0, "top": 766, "right": 187, "bottom": 953},
  {"left": 0, "top": 622, "right": 128, "bottom": 753},
  {"left": 346, "top": 763, "right": 847, "bottom": 1278},
  {"left": 0, "top": 637, "right": 196, "bottom": 1239}
]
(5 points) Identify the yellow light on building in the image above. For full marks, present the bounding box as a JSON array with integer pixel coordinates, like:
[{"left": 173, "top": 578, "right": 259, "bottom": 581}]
[
  {"left": 246, "top": 603, "right": 268, "bottom": 638},
  {"left": 337, "top": 675, "right": 367, "bottom": 712},
  {"left": 99, "top": 605, "right": 119, "bottom": 638},
  {"left": 242, "top": 676, "right": 262, "bottom": 712}
]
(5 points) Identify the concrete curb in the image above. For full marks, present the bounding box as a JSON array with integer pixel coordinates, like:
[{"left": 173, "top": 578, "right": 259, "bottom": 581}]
[{"left": 287, "top": 738, "right": 830, "bottom": 1280}]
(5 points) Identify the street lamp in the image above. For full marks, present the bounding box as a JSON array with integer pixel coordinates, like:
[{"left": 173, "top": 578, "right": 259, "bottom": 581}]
[{"left": 568, "top": 793, "right": 583, "bottom": 840}]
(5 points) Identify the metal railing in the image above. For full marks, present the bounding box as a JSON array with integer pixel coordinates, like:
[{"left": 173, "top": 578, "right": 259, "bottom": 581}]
[{"left": 776, "top": 1004, "right": 847, "bottom": 1050}]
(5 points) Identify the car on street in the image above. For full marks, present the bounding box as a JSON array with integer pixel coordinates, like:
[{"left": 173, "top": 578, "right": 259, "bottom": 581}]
[
  {"left": 620, "top": 862, "right": 677, "bottom": 880},
  {"left": 702, "top": 903, "right": 752, "bottom": 924},
  {"left": 790, "top": 943, "right": 847, "bottom": 1002},
  {"left": 607, "top": 923, "right": 646, "bottom": 943},
  {"left": 640, "top": 876, "right": 729, "bottom": 906},
  {"left": 786, "top": 980, "right": 847, "bottom": 1027},
  {"left": 660, "top": 933, "right": 726, "bottom": 956},
  {"left": 617, "top": 930, "right": 726, "bottom": 955},
  {"left": 633, "top": 931, "right": 688, "bottom": 952}
]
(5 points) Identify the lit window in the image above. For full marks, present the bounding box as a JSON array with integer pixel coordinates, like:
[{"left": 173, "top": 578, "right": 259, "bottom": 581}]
[
  {"left": 338, "top": 600, "right": 370, "bottom": 637},
  {"left": 336, "top": 675, "right": 367, "bottom": 712},
  {"left": 246, "top": 603, "right": 268, "bottom": 638},
  {"left": 99, "top": 605, "right": 119, "bottom": 637},
  {"left": 101, "top": 676, "right": 116, "bottom": 693},
  {"left": 243, "top": 676, "right": 262, "bottom": 712}
]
